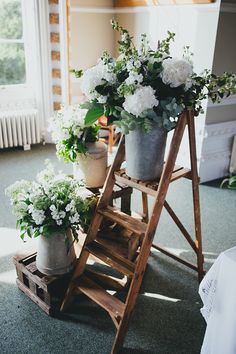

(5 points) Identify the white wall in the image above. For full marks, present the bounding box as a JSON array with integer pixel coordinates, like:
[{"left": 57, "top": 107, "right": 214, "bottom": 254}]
[
  {"left": 70, "top": 0, "right": 114, "bottom": 102},
  {"left": 114, "top": 11, "right": 150, "bottom": 54},
  {"left": 206, "top": 9, "right": 236, "bottom": 124},
  {"left": 200, "top": 5, "right": 236, "bottom": 181}
]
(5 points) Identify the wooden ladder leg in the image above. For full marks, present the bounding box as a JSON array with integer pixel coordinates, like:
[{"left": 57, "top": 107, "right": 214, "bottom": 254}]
[
  {"left": 187, "top": 111, "right": 204, "bottom": 282},
  {"left": 112, "top": 112, "right": 188, "bottom": 353},
  {"left": 142, "top": 192, "right": 149, "bottom": 222},
  {"left": 60, "top": 249, "right": 90, "bottom": 311},
  {"left": 111, "top": 249, "right": 149, "bottom": 354}
]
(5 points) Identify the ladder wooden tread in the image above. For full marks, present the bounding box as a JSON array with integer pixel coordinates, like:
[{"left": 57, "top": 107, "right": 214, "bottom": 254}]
[
  {"left": 75, "top": 274, "right": 125, "bottom": 320},
  {"left": 114, "top": 166, "right": 191, "bottom": 196},
  {"left": 97, "top": 228, "right": 140, "bottom": 261},
  {"left": 86, "top": 240, "right": 135, "bottom": 277},
  {"left": 98, "top": 205, "right": 146, "bottom": 236}
]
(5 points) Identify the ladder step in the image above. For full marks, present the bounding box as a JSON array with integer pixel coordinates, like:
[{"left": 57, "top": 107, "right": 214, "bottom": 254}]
[
  {"left": 75, "top": 275, "right": 125, "bottom": 320},
  {"left": 85, "top": 268, "right": 127, "bottom": 290},
  {"left": 114, "top": 166, "right": 191, "bottom": 196},
  {"left": 86, "top": 240, "right": 135, "bottom": 277},
  {"left": 98, "top": 205, "right": 147, "bottom": 236}
]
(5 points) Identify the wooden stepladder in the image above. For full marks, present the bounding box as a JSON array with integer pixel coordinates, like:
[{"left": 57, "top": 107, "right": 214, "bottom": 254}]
[{"left": 60, "top": 110, "right": 204, "bottom": 354}]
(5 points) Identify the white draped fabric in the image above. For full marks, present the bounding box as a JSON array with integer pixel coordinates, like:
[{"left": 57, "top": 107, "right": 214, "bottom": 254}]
[{"left": 199, "top": 246, "right": 236, "bottom": 354}]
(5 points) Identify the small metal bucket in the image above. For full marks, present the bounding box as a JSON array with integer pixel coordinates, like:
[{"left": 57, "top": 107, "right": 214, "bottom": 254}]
[{"left": 36, "top": 229, "right": 76, "bottom": 276}]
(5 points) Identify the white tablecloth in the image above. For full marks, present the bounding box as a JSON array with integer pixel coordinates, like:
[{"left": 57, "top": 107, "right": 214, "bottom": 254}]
[{"left": 199, "top": 246, "right": 236, "bottom": 354}]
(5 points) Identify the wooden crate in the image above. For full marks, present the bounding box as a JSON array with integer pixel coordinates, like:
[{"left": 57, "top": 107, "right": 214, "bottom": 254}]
[{"left": 13, "top": 250, "right": 72, "bottom": 316}]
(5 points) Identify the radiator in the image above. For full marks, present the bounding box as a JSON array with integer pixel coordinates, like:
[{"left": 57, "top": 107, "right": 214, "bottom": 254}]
[{"left": 0, "top": 109, "right": 41, "bottom": 149}]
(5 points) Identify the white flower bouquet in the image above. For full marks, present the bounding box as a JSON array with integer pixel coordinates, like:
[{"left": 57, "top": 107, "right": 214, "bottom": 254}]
[
  {"left": 74, "top": 20, "right": 236, "bottom": 134},
  {"left": 49, "top": 104, "right": 100, "bottom": 162},
  {"left": 5, "top": 162, "right": 97, "bottom": 240}
]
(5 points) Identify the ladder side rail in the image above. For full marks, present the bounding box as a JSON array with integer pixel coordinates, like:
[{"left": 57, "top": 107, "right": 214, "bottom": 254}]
[
  {"left": 186, "top": 110, "right": 204, "bottom": 281},
  {"left": 151, "top": 243, "right": 199, "bottom": 272},
  {"left": 164, "top": 200, "right": 197, "bottom": 253}
]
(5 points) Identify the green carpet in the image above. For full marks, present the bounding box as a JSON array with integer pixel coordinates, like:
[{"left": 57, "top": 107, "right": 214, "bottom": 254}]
[{"left": 0, "top": 143, "right": 235, "bottom": 354}]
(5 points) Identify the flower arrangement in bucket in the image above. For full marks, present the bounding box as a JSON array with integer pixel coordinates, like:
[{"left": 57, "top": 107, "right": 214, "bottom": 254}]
[
  {"left": 74, "top": 20, "right": 236, "bottom": 181},
  {"left": 49, "top": 105, "right": 108, "bottom": 188},
  {"left": 5, "top": 162, "right": 97, "bottom": 275}
]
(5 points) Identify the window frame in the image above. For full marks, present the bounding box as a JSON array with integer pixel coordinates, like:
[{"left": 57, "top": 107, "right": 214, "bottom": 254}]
[{"left": 0, "top": 0, "right": 39, "bottom": 104}]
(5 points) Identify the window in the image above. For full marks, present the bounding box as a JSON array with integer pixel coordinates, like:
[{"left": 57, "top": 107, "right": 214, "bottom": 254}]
[
  {"left": 0, "top": 0, "right": 42, "bottom": 108},
  {"left": 0, "top": 0, "right": 26, "bottom": 86}
]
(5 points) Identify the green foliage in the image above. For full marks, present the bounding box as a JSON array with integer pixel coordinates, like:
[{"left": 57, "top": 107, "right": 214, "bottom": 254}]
[
  {"left": 220, "top": 175, "right": 236, "bottom": 190},
  {"left": 70, "top": 69, "right": 83, "bottom": 78},
  {"left": 186, "top": 70, "right": 236, "bottom": 116},
  {"left": 157, "top": 31, "right": 175, "bottom": 56},
  {"left": 84, "top": 105, "right": 104, "bottom": 126},
  {"left": 57, "top": 126, "right": 100, "bottom": 163},
  {"left": 111, "top": 18, "right": 137, "bottom": 57}
]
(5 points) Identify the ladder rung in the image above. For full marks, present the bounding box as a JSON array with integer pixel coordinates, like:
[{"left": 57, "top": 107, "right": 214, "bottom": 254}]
[
  {"left": 114, "top": 166, "right": 191, "bottom": 196},
  {"left": 86, "top": 241, "right": 135, "bottom": 277},
  {"left": 171, "top": 168, "right": 191, "bottom": 182},
  {"left": 98, "top": 206, "right": 147, "bottom": 236},
  {"left": 75, "top": 275, "right": 125, "bottom": 320},
  {"left": 84, "top": 268, "right": 127, "bottom": 290}
]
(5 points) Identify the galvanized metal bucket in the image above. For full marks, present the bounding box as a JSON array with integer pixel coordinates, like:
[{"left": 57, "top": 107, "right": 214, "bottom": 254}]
[
  {"left": 125, "top": 125, "right": 167, "bottom": 181},
  {"left": 36, "top": 229, "right": 76, "bottom": 276}
]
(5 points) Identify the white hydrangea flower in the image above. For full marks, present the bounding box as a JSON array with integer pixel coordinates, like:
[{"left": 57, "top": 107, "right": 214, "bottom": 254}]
[
  {"left": 48, "top": 105, "right": 87, "bottom": 144},
  {"left": 126, "top": 59, "right": 142, "bottom": 73},
  {"left": 126, "top": 61, "right": 135, "bottom": 72},
  {"left": 125, "top": 73, "right": 143, "bottom": 85},
  {"left": 161, "top": 58, "right": 193, "bottom": 89},
  {"left": 123, "top": 86, "right": 159, "bottom": 117},
  {"left": 80, "top": 61, "right": 116, "bottom": 100}
]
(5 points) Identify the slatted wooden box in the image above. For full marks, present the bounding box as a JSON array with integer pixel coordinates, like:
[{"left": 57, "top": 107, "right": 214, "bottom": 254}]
[{"left": 13, "top": 250, "right": 71, "bottom": 316}]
